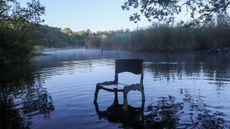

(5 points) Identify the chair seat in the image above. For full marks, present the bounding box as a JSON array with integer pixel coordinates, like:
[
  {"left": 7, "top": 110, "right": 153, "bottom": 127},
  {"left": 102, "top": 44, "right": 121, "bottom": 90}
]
[
  {"left": 98, "top": 83, "right": 126, "bottom": 91},
  {"left": 97, "top": 82, "right": 143, "bottom": 92}
]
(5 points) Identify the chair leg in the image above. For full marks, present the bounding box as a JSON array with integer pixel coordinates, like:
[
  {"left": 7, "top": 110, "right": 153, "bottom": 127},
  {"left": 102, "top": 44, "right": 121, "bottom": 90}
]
[
  {"left": 140, "top": 89, "right": 145, "bottom": 113},
  {"left": 113, "top": 90, "right": 119, "bottom": 104},
  {"left": 94, "top": 84, "right": 100, "bottom": 103},
  {"left": 123, "top": 90, "right": 128, "bottom": 111},
  {"left": 141, "top": 88, "right": 145, "bottom": 103}
]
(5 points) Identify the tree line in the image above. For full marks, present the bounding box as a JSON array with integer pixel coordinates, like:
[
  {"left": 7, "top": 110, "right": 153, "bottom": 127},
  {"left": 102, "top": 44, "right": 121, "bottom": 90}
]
[
  {"left": 36, "top": 14, "right": 230, "bottom": 53},
  {"left": 100, "top": 17, "right": 230, "bottom": 52}
]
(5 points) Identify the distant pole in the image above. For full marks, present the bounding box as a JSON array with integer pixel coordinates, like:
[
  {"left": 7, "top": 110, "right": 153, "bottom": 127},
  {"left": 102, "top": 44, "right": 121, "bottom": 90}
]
[{"left": 100, "top": 46, "right": 103, "bottom": 57}]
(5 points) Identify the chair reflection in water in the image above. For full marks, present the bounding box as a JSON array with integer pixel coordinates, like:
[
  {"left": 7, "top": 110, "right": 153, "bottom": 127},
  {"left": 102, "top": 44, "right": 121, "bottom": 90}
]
[
  {"left": 94, "top": 91, "right": 144, "bottom": 128},
  {"left": 93, "top": 59, "right": 145, "bottom": 110}
]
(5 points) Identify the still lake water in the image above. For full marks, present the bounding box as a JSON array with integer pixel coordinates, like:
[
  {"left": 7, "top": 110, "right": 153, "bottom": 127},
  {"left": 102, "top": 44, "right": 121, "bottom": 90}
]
[{"left": 1, "top": 49, "right": 230, "bottom": 129}]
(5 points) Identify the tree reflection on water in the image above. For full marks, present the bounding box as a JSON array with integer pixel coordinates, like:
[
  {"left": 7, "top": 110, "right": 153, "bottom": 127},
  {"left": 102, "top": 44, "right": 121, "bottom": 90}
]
[
  {"left": 0, "top": 65, "right": 54, "bottom": 129},
  {"left": 145, "top": 91, "right": 229, "bottom": 129}
]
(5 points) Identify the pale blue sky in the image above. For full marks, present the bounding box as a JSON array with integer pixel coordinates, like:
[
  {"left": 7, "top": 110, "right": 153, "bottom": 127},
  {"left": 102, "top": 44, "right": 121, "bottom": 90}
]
[{"left": 34, "top": 0, "right": 150, "bottom": 32}]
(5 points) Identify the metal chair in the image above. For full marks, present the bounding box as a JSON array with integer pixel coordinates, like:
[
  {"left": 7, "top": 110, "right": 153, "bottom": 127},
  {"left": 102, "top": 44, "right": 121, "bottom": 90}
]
[{"left": 93, "top": 59, "right": 145, "bottom": 110}]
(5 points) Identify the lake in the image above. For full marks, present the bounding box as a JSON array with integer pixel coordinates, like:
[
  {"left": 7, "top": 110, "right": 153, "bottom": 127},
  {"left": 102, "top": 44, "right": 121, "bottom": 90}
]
[{"left": 1, "top": 49, "right": 230, "bottom": 129}]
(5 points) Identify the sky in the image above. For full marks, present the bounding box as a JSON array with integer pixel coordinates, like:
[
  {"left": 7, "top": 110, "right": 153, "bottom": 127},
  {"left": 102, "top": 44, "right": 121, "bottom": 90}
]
[{"left": 33, "top": 0, "right": 151, "bottom": 32}]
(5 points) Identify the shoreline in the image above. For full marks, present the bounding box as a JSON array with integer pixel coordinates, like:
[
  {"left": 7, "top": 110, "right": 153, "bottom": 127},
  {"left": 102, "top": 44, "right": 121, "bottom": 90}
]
[{"left": 34, "top": 47, "right": 230, "bottom": 56}]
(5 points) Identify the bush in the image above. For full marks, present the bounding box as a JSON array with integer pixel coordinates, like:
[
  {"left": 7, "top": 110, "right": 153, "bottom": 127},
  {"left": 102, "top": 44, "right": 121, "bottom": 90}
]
[{"left": 0, "top": 25, "right": 34, "bottom": 65}]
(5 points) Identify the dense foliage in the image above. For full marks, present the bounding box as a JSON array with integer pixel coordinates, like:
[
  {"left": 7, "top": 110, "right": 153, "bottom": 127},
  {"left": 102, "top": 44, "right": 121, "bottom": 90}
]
[
  {"left": 101, "top": 22, "right": 230, "bottom": 52},
  {"left": 34, "top": 26, "right": 108, "bottom": 48},
  {"left": 122, "top": 0, "right": 230, "bottom": 25},
  {"left": 0, "top": 0, "right": 45, "bottom": 65}
]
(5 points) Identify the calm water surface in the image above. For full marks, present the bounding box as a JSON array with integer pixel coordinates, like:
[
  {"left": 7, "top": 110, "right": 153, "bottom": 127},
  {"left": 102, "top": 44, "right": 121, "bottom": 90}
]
[{"left": 1, "top": 49, "right": 230, "bottom": 129}]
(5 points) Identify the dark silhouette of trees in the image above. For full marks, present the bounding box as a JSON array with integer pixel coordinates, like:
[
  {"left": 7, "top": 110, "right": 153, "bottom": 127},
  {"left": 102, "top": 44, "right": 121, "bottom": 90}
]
[{"left": 122, "top": 0, "right": 230, "bottom": 25}]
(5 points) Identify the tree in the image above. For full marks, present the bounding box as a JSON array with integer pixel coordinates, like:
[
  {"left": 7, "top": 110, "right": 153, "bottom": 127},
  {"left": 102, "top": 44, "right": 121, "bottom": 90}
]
[
  {"left": 62, "top": 28, "right": 73, "bottom": 35},
  {"left": 0, "top": 0, "right": 45, "bottom": 23},
  {"left": 0, "top": 0, "right": 45, "bottom": 65},
  {"left": 122, "top": 0, "right": 230, "bottom": 25}
]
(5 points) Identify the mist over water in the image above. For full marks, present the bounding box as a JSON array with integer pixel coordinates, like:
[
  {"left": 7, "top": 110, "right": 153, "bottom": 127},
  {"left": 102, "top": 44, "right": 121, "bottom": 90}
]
[
  {"left": 33, "top": 48, "right": 230, "bottom": 65},
  {"left": 1, "top": 49, "right": 230, "bottom": 129}
]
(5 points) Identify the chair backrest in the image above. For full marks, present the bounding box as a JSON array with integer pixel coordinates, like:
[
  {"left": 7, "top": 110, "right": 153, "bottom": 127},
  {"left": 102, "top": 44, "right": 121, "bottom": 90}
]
[{"left": 114, "top": 59, "right": 143, "bottom": 83}]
